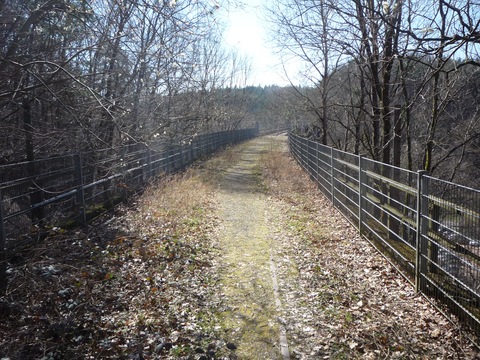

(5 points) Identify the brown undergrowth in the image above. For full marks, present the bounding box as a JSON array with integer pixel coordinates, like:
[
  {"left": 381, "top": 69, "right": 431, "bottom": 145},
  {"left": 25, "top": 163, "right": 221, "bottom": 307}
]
[
  {"left": 0, "top": 153, "right": 233, "bottom": 359},
  {"left": 260, "top": 137, "right": 479, "bottom": 359},
  {"left": 2, "top": 137, "right": 479, "bottom": 360}
]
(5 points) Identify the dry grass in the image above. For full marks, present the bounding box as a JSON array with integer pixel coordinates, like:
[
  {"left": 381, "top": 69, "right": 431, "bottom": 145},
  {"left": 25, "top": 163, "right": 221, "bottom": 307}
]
[
  {"left": 0, "top": 146, "right": 240, "bottom": 360},
  {"left": 195, "top": 145, "right": 241, "bottom": 187},
  {"left": 261, "top": 143, "right": 316, "bottom": 202},
  {"left": 262, "top": 147, "right": 300, "bottom": 185},
  {"left": 260, "top": 141, "right": 326, "bottom": 246},
  {"left": 5, "top": 137, "right": 476, "bottom": 360},
  {"left": 136, "top": 171, "right": 215, "bottom": 233},
  {"left": 258, "top": 137, "right": 479, "bottom": 359}
]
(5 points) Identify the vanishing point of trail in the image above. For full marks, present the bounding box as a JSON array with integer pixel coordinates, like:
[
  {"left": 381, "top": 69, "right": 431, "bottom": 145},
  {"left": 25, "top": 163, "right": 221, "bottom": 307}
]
[{"left": 215, "top": 136, "right": 290, "bottom": 359}]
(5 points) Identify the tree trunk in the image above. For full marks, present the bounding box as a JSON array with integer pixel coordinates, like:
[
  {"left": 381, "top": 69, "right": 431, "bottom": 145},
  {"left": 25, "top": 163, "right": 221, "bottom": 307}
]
[{"left": 23, "top": 101, "right": 45, "bottom": 223}]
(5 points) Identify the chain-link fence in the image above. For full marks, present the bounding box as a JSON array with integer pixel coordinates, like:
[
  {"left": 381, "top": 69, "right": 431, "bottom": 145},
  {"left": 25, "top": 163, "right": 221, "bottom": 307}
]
[{"left": 289, "top": 132, "right": 480, "bottom": 334}]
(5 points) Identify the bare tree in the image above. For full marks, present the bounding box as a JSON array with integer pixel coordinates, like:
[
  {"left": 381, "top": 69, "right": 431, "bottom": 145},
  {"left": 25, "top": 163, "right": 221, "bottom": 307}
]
[
  {"left": 0, "top": 0, "right": 242, "bottom": 161},
  {"left": 268, "top": 0, "right": 480, "bottom": 185},
  {"left": 266, "top": 0, "right": 346, "bottom": 145}
]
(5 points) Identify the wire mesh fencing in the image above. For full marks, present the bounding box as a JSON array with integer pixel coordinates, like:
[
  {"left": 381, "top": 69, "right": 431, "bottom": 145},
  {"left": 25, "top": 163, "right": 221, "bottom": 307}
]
[
  {"left": 289, "top": 132, "right": 480, "bottom": 334},
  {"left": 0, "top": 128, "right": 257, "bottom": 254}
]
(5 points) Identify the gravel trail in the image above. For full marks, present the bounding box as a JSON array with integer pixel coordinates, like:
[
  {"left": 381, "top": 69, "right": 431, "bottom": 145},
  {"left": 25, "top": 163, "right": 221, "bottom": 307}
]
[{"left": 215, "top": 136, "right": 290, "bottom": 359}]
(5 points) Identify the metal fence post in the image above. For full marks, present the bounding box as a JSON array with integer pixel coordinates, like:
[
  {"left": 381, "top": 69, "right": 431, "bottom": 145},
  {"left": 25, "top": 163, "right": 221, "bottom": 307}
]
[
  {"left": 415, "top": 170, "right": 429, "bottom": 293},
  {"left": 0, "top": 186, "right": 6, "bottom": 295},
  {"left": 330, "top": 147, "right": 335, "bottom": 205},
  {"left": 359, "top": 155, "right": 366, "bottom": 233},
  {"left": 0, "top": 187, "right": 4, "bottom": 248},
  {"left": 167, "top": 146, "right": 173, "bottom": 173},
  {"left": 190, "top": 141, "right": 194, "bottom": 164},
  {"left": 306, "top": 139, "right": 310, "bottom": 176},
  {"left": 161, "top": 148, "right": 168, "bottom": 173},
  {"left": 303, "top": 138, "right": 308, "bottom": 168},
  {"left": 181, "top": 144, "right": 186, "bottom": 169},
  {"left": 146, "top": 147, "right": 152, "bottom": 179},
  {"left": 74, "top": 155, "right": 86, "bottom": 225}
]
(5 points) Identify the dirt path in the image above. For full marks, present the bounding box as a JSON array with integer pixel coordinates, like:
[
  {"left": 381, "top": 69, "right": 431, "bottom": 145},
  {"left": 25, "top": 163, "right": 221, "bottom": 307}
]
[
  {"left": 215, "top": 137, "right": 290, "bottom": 359},
  {"left": 210, "top": 135, "right": 478, "bottom": 360},
  {"left": 2, "top": 135, "right": 477, "bottom": 359}
]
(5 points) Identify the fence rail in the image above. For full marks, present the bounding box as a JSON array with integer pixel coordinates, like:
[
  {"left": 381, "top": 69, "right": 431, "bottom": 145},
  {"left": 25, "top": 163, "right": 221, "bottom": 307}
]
[
  {"left": 0, "top": 128, "right": 257, "bottom": 290},
  {"left": 289, "top": 132, "right": 480, "bottom": 334}
]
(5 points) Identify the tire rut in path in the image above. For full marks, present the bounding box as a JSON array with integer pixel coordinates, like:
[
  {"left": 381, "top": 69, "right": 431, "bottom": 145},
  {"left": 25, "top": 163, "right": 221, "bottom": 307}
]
[{"left": 216, "top": 137, "right": 290, "bottom": 359}]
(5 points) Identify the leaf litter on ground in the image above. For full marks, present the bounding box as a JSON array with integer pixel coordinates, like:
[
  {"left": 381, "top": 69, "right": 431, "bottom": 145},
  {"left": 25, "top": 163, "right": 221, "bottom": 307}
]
[
  {"left": 0, "top": 166, "right": 234, "bottom": 359},
  {"left": 260, "top": 136, "right": 479, "bottom": 359},
  {"left": 0, "top": 137, "right": 479, "bottom": 359}
]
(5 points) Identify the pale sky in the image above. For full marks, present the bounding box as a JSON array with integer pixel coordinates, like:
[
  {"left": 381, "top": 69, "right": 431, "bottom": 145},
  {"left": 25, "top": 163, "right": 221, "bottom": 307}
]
[{"left": 221, "top": 0, "right": 297, "bottom": 86}]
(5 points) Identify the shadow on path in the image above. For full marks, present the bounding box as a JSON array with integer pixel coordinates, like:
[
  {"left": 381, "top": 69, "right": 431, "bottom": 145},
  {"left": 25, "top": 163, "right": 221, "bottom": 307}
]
[{"left": 215, "top": 136, "right": 290, "bottom": 359}]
